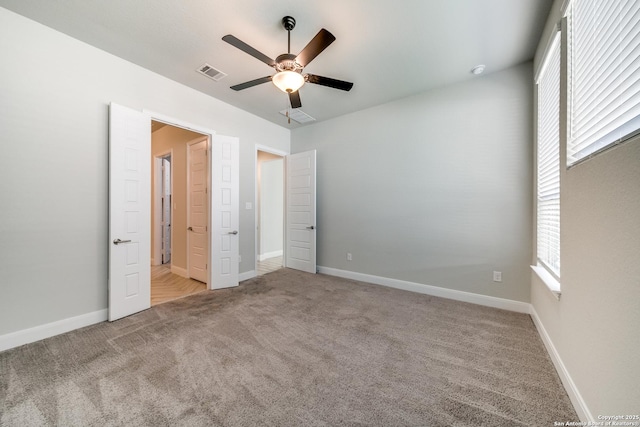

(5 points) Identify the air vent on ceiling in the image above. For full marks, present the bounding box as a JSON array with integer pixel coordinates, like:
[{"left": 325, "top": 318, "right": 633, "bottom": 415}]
[
  {"left": 279, "top": 109, "right": 316, "bottom": 124},
  {"left": 197, "top": 63, "right": 227, "bottom": 81}
]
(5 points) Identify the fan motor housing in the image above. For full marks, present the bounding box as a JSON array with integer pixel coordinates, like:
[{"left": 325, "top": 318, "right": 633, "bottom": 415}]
[{"left": 275, "top": 53, "right": 302, "bottom": 72}]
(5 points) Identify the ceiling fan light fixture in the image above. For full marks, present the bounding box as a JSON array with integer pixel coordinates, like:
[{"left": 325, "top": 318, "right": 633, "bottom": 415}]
[{"left": 272, "top": 70, "right": 305, "bottom": 93}]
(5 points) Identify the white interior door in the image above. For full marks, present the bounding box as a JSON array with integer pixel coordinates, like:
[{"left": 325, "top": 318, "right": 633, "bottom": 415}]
[
  {"left": 188, "top": 139, "right": 208, "bottom": 283},
  {"left": 108, "top": 103, "right": 151, "bottom": 321},
  {"left": 285, "top": 150, "right": 316, "bottom": 273},
  {"left": 161, "top": 158, "right": 171, "bottom": 264},
  {"left": 211, "top": 135, "right": 239, "bottom": 289}
]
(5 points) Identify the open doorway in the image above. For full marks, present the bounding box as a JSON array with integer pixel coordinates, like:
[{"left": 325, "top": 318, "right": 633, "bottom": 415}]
[
  {"left": 151, "top": 121, "right": 208, "bottom": 305},
  {"left": 256, "top": 148, "right": 285, "bottom": 275}
]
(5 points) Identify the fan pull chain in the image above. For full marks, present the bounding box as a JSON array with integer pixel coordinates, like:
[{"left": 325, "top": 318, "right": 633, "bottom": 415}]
[{"left": 285, "top": 100, "right": 291, "bottom": 125}]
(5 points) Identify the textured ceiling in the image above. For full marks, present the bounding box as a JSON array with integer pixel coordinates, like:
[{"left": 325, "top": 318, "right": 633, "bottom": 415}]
[{"left": 0, "top": 0, "right": 552, "bottom": 128}]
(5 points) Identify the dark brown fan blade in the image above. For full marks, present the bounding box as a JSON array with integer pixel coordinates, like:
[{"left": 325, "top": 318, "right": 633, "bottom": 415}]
[
  {"left": 306, "top": 74, "right": 353, "bottom": 91},
  {"left": 222, "top": 35, "right": 276, "bottom": 67},
  {"left": 230, "top": 76, "right": 272, "bottom": 91},
  {"left": 295, "top": 29, "right": 336, "bottom": 67},
  {"left": 289, "top": 90, "right": 302, "bottom": 108}
]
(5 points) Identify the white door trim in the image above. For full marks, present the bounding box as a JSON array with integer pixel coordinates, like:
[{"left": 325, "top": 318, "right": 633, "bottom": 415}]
[
  {"left": 152, "top": 149, "right": 172, "bottom": 266},
  {"left": 146, "top": 111, "right": 215, "bottom": 136},
  {"left": 254, "top": 145, "right": 289, "bottom": 274}
]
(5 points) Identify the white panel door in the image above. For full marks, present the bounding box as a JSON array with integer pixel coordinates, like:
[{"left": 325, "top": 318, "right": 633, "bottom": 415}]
[
  {"left": 188, "top": 139, "right": 208, "bottom": 283},
  {"left": 162, "top": 158, "right": 171, "bottom": 264},
  {"left": 285, "top": 150, "right": 316, "bottom": 273},
  {"left": 211, "top": 135, "right": 239, "bottom": 289},
  {"left": 108, "top": 103, "right": 151, "bottom": 321}
]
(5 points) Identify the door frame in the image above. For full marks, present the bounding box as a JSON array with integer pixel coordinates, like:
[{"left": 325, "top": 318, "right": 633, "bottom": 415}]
[
  {"left": 254, "top": 145, "right": 289, "bottom": 275},
  {"left": 145, "top": 110, "right": 216, "bottom": 290},
  {"left": 186, "top": 135, "right": 210, "bottom": 284},
  {"left": 152, "top": 149, "right": 173, "bottom": 266}
]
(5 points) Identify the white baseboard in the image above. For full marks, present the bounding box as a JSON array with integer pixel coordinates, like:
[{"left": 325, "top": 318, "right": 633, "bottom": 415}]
[
  {"left": 258, "top": 250, "right": 283, "bottom": 261},
  {"left": 0, "top": 309, "right": 108, "bottom": 353},
  {"left": 171, "top": 265, "right": 189, "bottom": 278},
  {"left": 529, "top": 306, "right": 592, "bottom": 423},
  {"left": 239, "top": 270, "right": 257, "bottom": 282},
  {"left": 318, "top": 266, "right": 530, "bottom": 313}
]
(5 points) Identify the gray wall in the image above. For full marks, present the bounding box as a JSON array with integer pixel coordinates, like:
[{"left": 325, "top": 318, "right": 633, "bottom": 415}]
[
  {"left": 0, "top": 7, "right": 289, "bottom": 336},
  {"left": 531, "top": 0, "right": 640, "bottom": 416},
  {"left": 291, "top": 63, "right": 534, "bottom": 302}
]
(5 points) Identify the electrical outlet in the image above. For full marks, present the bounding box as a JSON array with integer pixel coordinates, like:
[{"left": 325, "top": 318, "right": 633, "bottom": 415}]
[
  {"left": 493, "top": 271, "right": 502, "bottom": 282},
  {"left": 347, "top": 252, "right": 352, "bottom": 261}
]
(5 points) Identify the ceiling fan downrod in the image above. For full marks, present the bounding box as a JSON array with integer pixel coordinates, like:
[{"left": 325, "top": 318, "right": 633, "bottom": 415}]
[{"left": 282, "top": 16, "right": 296, "bottom": 54}]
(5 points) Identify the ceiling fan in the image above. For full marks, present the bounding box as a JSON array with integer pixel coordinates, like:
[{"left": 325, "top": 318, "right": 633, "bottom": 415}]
[{"left": 222, "top": 16, "right": 353, "bottom": 110}]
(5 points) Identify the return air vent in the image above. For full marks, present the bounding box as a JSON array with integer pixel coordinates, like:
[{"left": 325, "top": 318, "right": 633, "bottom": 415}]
[
  {"left": 279, "top": 108, "right": 316, "bottom": 124},
  {"left": 197, "top": 63, "right": 227, "bottom": 81}
]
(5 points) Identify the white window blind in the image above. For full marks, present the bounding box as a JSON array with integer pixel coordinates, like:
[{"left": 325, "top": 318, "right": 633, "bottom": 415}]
[
  {"left": 537, "top": 33, "right": 561, "bottom": 277},
  {"left": 568, "top": 0, "right": 640, "bottom": 165}
]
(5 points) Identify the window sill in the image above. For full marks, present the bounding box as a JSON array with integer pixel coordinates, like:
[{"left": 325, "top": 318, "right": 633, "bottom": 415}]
[{"left": 531, "top": 265, "right": 561, "bottom": 300}]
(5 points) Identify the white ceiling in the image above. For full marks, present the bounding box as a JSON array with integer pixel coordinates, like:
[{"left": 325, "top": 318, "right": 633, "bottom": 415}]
[{"left": 0, "top": 0, "right": 552, "bottom": 128}]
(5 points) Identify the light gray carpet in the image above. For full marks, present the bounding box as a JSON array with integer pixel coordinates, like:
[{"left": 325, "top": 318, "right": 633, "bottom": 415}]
[{"left": 1, "top": 268, "right": 577, "bottom": 426}]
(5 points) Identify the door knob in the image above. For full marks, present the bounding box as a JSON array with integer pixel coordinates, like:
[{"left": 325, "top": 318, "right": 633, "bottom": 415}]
[
  {"left": 113, "top": 238, "right": 132, "bottom": 245},
  {"left": 306, "top": 226, "right": 315, "bottom": 230},
  {"left": 187, "top": 227, "right": 193, "bottom": 231},
  {"left": 228, "top": 230, "right": 239, "bottom": 235}
]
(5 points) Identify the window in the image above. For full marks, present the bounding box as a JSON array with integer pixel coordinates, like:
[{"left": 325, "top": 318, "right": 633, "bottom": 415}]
[
  {"left": 567, "top": 0, "right": 640, "bottom": 165},
  {"left": 536, "top": 33, "right": 561, "bottom": 279}
]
